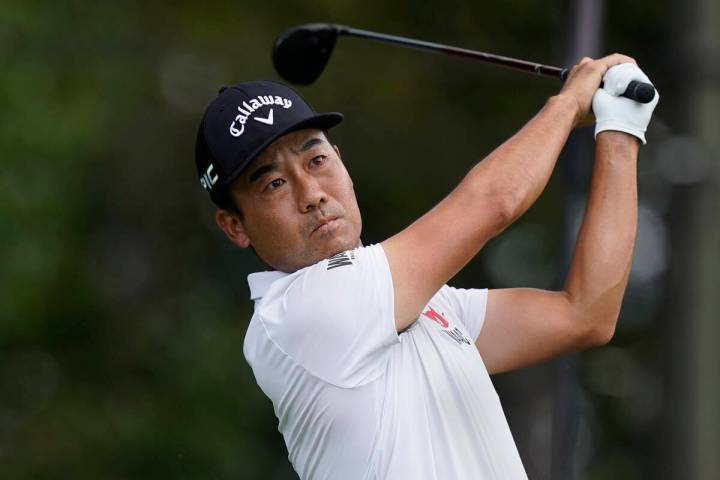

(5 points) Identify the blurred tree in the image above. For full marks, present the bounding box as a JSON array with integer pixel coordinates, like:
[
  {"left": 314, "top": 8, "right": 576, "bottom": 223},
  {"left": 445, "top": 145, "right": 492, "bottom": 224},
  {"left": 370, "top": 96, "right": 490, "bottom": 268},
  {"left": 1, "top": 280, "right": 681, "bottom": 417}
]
[
  {"left": 657, "top": 0, "right": 720, "bottom": 478},
  {"left": 0, "top": 1, "right": 713, "bottom": 479}
]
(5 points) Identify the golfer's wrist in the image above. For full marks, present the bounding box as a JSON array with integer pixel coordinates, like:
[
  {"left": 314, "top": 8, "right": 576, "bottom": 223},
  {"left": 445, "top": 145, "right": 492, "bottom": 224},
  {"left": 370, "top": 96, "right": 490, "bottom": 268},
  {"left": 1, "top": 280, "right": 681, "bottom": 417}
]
[
  {"left": 596, "top": 130, "right": 641, "bottom": 154},
  {"left": 546, "top": 93, "right": 583, "bottom": 125}
]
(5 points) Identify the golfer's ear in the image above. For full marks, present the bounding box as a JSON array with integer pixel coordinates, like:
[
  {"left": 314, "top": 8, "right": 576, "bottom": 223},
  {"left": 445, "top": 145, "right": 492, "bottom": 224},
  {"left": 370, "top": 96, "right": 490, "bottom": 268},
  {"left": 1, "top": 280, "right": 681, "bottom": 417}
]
[
  {"left": 333, "top": 144, "right": 341, "bottom": 158},
  {"left": 215, "top": 209, "right": 251, "bottom": 249}
]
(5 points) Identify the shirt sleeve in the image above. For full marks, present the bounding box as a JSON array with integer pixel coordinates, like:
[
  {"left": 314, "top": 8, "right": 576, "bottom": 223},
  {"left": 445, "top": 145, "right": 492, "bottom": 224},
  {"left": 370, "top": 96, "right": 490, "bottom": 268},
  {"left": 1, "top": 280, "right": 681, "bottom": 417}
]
[
  {"left": 256, "top": 244, "right": 399, "bottom": 388},
  {"left": 441, "top": 285, "right": 489, "bottom": 342}
]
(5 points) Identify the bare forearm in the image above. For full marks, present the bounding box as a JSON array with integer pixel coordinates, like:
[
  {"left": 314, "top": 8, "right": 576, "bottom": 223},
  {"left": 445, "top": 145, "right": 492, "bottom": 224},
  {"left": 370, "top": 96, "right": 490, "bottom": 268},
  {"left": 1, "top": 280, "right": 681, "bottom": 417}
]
[
  {"left": 415, "top": 94, "right": 579, "bottom": 286},
  {"left": 479, "top": 133, "right": 640, "bottom": 371},
  {"left": 462, "top": 94, "right": 578, "bottom": 222},
  {"left": 384, "top": 95, "right": 579, "bottom": 325},
  {"left": 564, "top": 131, "right": 640, "bottom": 343},
  {"left": 383, "top": 55, "right": 637, "bottom": 329}
]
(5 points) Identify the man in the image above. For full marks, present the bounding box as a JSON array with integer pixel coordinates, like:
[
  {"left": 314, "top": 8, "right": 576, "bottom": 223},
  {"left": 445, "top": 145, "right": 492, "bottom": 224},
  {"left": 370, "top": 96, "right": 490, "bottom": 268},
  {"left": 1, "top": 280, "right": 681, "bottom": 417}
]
[{"left": 194, "top": 54, "right": 658, "bottom": 479}]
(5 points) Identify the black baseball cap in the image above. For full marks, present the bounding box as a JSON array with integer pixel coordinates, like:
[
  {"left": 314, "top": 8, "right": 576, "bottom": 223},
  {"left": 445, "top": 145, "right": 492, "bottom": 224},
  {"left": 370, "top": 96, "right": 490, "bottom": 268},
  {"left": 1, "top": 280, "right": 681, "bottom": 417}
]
[{"left": 195, "top": 80, "right": 343, "bottom": 206}]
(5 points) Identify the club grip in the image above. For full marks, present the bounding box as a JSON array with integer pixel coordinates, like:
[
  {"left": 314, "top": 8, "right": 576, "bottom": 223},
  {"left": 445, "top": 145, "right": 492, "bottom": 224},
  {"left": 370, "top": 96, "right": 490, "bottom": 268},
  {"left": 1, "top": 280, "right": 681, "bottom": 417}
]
[{"left": 619, "top": 80, "right": 656, "bottom": 104}]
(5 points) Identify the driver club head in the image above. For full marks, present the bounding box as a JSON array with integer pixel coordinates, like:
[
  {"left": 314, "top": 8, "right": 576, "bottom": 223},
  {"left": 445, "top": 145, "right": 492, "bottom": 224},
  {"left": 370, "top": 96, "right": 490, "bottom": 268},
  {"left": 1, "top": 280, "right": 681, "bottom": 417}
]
[{"left": 272, "top": 23, "right": 342, "bottom": 85}]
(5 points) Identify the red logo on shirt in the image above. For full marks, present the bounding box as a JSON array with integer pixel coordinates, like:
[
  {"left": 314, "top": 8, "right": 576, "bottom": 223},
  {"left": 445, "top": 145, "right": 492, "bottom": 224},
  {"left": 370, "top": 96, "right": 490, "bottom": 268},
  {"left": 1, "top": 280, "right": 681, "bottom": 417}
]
[
  {"left": 423, "top": 306, "right": 448, "bottom": 328},
  {"left": 423, "top": 305, "right": 472, "bottom": 345}
]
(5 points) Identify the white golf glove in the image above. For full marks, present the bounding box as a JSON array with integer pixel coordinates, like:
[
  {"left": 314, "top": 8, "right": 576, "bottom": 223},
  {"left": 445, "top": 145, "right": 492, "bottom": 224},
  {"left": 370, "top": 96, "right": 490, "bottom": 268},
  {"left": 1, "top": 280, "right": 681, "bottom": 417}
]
[{"left": 592, "top": 63, "right": 659, "bottom": 144}]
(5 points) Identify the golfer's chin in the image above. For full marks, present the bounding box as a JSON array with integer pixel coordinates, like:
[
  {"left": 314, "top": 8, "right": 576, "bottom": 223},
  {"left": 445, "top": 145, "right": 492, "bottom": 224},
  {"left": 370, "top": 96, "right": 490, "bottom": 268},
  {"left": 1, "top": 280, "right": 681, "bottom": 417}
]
[
  {"left": 309, "top": 218, "right": 361, "bottom": 256},
  {"left": 306, "top": 233, "right": 360, "bottom": 267}
]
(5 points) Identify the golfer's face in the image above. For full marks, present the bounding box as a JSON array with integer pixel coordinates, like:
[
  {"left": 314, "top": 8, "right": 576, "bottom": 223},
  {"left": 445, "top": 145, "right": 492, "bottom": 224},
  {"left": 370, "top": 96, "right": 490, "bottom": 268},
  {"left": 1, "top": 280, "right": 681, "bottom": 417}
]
[{"left": 232, "top": 128, "right": 362, "bottom": 272}]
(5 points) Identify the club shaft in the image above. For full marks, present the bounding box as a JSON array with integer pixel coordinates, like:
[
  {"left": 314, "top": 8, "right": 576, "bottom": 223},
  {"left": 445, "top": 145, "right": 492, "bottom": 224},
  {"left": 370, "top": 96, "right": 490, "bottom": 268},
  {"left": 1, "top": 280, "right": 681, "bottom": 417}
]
[{"left": 338, "top": 25, "right": 566, "bottom": 79}]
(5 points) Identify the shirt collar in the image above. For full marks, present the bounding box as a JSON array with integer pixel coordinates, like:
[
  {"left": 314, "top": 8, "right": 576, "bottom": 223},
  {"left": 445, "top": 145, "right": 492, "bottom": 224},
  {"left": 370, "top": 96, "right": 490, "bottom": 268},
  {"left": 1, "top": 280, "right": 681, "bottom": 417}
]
[{"left": 248, "top": 270, "right": 289, "bottom": 300}]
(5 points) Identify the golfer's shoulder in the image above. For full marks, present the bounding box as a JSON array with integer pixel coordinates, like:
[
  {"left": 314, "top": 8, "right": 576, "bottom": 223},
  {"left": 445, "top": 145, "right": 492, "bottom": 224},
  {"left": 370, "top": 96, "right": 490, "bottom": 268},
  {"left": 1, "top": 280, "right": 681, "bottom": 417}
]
[
  {"left": 256, "top": 244, "right": 393, "bottom": 322},
  {"left": 247, "top": 244, "right": 398, "bottom": 380},
  {"left": 298, "top": 243, "right": 391, "bottom": 291}
]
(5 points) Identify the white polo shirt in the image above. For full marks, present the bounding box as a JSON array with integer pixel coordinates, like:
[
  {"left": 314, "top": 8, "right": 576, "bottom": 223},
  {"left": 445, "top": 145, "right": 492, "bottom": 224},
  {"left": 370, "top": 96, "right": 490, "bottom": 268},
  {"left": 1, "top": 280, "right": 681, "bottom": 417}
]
[{"left": 243, "top": 244, "right": 527, "bottom": 479}]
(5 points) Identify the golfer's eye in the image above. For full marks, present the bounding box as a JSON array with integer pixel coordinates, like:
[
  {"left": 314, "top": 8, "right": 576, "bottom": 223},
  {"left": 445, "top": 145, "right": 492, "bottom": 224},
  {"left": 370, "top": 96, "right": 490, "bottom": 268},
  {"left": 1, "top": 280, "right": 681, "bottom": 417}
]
[
  {"left": 266, "top": 178, "right": 285, "bottom": 191},
  {"left": 309, "top": 155, "right": 326, "bottom": 168}
]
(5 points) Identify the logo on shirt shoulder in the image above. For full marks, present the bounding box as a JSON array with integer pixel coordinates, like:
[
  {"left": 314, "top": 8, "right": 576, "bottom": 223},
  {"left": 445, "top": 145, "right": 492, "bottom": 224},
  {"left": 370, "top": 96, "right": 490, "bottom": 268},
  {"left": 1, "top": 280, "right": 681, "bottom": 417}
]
[
  {"left": 422, "top": 306, "right": 472, "bottom": 345},
  {"left": 327, "top": 250, "right": 356, "bottom": 270}
]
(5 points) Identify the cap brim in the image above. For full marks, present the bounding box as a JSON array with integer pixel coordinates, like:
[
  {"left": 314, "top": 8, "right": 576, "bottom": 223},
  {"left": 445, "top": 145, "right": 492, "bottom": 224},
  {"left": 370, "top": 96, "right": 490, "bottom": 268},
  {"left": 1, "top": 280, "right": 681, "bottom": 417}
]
[{"left": 219, "top": 111, "right": 343, "bottom": 189}]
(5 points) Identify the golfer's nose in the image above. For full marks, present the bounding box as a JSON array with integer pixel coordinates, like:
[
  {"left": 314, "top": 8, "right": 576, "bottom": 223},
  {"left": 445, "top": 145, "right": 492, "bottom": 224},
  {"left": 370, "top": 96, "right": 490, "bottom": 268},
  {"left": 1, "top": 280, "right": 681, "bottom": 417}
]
[{"left": 297, "top": 174, "right": 327, "bottom": 212}]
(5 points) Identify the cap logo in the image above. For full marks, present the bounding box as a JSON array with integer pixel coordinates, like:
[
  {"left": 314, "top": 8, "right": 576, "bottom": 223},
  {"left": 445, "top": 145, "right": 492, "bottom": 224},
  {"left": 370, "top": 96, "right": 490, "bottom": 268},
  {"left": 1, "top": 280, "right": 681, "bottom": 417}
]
[
  {"left": 200, "top": 163, "right": 219, "bottom": 191},
  {"left": 229, "top": 94, "right": 293, "bottom": 137},
  {"left": 254, "top": 109, "right": 273, "bottom": 125}
]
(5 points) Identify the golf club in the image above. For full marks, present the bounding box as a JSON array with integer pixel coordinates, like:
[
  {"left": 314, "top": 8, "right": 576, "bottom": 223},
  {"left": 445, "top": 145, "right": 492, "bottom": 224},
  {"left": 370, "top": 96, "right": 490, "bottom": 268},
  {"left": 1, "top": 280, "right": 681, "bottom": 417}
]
[{"left": 272, "top": 23, "right": 656, "bottom": 104}]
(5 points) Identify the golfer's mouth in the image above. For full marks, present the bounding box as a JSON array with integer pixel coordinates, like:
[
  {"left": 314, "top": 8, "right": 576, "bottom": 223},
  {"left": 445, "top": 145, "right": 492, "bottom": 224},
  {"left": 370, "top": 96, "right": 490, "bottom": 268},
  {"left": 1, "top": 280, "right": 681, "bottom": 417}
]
[{"left": 312, "top": 216, "right": 339, "bottom": 235}]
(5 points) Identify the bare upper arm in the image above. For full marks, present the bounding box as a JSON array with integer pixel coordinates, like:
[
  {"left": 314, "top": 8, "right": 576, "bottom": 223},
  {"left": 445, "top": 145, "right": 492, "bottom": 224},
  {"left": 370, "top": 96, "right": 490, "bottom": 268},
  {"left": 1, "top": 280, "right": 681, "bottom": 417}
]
[
  {"left": 477, "top": 288, "right": 600, "bottom": 374},
  {"left": 379, "top": 95, "right": 581, "bottom": 333},
  {"left": 381, "top": 180, "right": 509, "bottom": 332}
]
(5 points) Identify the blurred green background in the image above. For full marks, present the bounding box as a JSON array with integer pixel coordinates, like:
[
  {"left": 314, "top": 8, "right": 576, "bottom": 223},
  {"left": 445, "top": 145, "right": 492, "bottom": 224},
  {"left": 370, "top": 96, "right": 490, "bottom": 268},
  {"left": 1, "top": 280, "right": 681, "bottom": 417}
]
[{"left": 1, "top": 0, "right": 718, "bottom": 479}]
